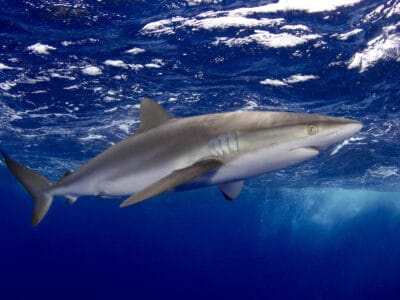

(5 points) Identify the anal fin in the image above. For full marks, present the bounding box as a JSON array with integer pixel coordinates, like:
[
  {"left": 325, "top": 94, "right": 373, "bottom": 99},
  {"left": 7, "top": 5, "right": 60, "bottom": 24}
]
[
  {"left": 66, "top": 195, "right": 78, "bottom": 205},
  {"left": 120, "top": 159, "right": 223, "bottom": 207},
  {"left": 219, "top": 180, "right": 244, "bottom": 201}
]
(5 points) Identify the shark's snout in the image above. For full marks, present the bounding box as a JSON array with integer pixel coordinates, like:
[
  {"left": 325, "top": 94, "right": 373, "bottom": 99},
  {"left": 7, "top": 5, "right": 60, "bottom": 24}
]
[
  {"left": 331, "top": 121, "right": 363, "bottom": 139},
  {"left": 306, "top": 119, "right": 362, "bottom": 150}
]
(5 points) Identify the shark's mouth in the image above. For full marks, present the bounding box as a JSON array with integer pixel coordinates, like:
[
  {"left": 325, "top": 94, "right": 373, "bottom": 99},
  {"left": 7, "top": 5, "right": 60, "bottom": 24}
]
[{"left": 307, "top": 146, "right": 322, "bottom": 151}]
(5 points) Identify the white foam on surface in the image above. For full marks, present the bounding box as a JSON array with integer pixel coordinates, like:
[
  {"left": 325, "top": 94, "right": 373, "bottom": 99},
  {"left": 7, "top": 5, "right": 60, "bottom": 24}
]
[
  {"left": 252, "top": 31, "right": 321, "bottom": 48},
  {"left": 186, "top": 0, "right": 222, "bottom": 6},
  {"left": 228, "top": 0, "right": 364, "bottom": 15},
  {"left": 113, "top": 74, "right": 127, "bottom": 80},
  {"left": 79, "top": 134, "right": 106, "bottom": 141},
  {"left": 141, "top": 16, "right": 187, "bottom": 35},
  {"left": 0, "top": 63, "right": 13, "bottom": 70},
  {"left": 103, "top": 60, "right": 144, "bottom": 71},
  {"left": 285, "top": 74, "right": 319, "bottom": 83},
  {"left": 31, "top": 90, "right": 47, "bottom": 94},
  {"left": 50, "top": 73, "right": 76, "bottom": 80},
  {"left": 142, "top": 15, "right": 283, "bottom": 35},
  {"left": 240, "top": 100, "right": 259, "bottom": 111},
  {"left": 140, "top": 2, "right": 337, "bottom": 52},
  {"left": 260, "top": 74, "right": 319, "bottom": 86},
  {"left": 367, "top": 166, "right": 399, "bottom": 178},
  {"left": 142, "top": 0, "right": 364, "bottom": 36},
  {"left": 333, "top": 28, "right": 363, "bottom": 40},
  {"left": 18, "top": 77, "right": 37, "bottom": 85},
  {"left": 64, "top": 84, "right": 80, "bottom": 90},
  {"left": 19, "top": 75, "right": 51, "bottom": 85},
  {"left": 104, "top": 107, "right": 118, "bottom": 113},
  {"left": 118, "top": 123, "right": 130, "bottom": 134},
  {"left": 280, "top": 24, "right": 311, "bottom": 31},
  {"left": 0, "top": 72, "right": 56, "bottom": 91},
  {"left": 214, "top": 30, "right": 321, "bottom": 48},
  {"left": 61, "top": 38, "right": 99, "bottom": 47},
  {"left": 103, "top": 59, "right": 129, "bottom": 69},
  {"left": 0, "top": 81, "right": 17, "bottom": 90},
  {"left": 108, "top": 118, "right": 140, "bottom": 135},
  {"left": 385, "top": 0, "right": 400, "bottom": 18},
  {"left": 184, "top": 16, "right": 284, "bottom": 30},
  {"left": 363, "top": 4, "right": 385, "bottom": 23},
  {"left": 348, "top": 24, "right": 400, "bottom": 72},
  {"left": 129, "top": 64, "right": 144, "bottom": 71},
  {"left": 259, "top": 78, "right": 288, "bottom": 86},
  {"left": 125, "top": 47, "right": 146, "bottom": 55},
  {"left": 145, "top": 59, "right": 165, "bottom": 69},
  {"left": 27, "top": 43, "right": 56, "bottom": 55},
  {"left": 81, "top": 65, "right": 103, "bottom": 76},
  {"left": 363, "top": 1, "right": 399, "bottom": 23},
  {"left": 61, "top": 41, "right": 74, "bottom": 46},
  {"left": 145, "top": 63, "right": 162, "bottom": 69}
]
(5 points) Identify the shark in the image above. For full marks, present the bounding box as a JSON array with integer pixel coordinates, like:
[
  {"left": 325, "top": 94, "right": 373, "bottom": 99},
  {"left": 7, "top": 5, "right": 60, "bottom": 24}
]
[{"left": 1, "top": 98, "right": 362, "bottom": 226}]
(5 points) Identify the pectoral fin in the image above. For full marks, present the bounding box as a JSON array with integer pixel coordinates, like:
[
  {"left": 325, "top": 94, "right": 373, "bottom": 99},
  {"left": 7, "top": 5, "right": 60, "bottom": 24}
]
[
  {"left": 219, "top": 180, "right": 244, "bottom": 200},
  {"left": 120, "top": 159, "right": 223, "bottom": 207}
]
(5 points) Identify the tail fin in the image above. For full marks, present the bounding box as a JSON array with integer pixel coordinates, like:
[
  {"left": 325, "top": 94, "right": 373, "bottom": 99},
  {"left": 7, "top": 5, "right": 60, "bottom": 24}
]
[{"left": 1, "top": 151, "right": 53, "bottom": 227}]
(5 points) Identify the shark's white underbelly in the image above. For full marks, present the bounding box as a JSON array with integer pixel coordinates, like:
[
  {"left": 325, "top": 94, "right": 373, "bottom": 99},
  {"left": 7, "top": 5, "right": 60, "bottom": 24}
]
[
  {"left": 177, "top": 144, "right": 320, "bottom": 190},
  {"left": 206, "top": 145, "right": 319, "bottom": 185}
]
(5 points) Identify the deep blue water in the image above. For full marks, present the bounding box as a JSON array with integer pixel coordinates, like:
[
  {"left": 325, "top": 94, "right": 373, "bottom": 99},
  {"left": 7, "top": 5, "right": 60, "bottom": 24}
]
[{"left": 1, "top": 0, "right": 400, "bottom": 299}]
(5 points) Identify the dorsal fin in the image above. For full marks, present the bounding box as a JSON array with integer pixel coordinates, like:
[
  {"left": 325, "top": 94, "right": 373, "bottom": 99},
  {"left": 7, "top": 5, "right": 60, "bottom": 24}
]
[{"left": 136, "top": 98, "right": 173, "bottom": 134}]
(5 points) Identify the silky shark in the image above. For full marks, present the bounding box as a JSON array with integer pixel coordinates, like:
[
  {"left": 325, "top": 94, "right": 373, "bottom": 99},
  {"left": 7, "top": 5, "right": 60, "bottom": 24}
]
[{"left": 2, "top": 98, "right": 362, "bottom": 226}]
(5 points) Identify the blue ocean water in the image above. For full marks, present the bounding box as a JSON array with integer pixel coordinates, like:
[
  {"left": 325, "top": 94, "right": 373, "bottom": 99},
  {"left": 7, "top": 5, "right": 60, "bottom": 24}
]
[{"left": 0, "top": 0, "right": 399, "bottom": 299}]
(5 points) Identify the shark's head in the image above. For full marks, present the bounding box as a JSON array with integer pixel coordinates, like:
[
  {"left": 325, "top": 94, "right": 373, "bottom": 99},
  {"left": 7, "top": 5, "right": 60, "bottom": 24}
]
[
  {"left": 236, "top": 112, "right": 363, "bottom": 158},
  {"left": 211, "top": 113, "right": 363, "bottom": 183},
  {"left": 294, "top": 117, "right": 363, "bottom": 151}
]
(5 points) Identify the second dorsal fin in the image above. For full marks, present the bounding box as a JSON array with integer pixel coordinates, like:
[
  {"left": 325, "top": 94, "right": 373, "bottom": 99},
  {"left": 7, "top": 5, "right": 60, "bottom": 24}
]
[{"left": 136, "top": 98, "right": 173, "bottom": 134}]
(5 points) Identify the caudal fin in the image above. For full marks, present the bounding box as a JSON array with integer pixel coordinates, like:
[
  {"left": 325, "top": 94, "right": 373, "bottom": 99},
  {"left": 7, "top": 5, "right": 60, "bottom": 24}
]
[{"left": 1, "top": 151, "right": 53, "bottom": 227}]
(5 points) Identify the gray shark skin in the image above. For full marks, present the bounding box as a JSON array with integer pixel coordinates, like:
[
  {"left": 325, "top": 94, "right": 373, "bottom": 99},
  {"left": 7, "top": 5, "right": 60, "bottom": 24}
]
[{"left": 1, "top": 98, "right": 362, "bottom": 226}]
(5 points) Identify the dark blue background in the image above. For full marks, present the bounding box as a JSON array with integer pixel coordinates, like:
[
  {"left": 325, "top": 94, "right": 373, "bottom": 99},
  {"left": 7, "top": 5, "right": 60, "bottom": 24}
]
[
  {"left": 1, "top": 0, "right": 399, "bottom": 299},
  {"left": 2, "top": 181, "right": 400, "bottom": 299}
]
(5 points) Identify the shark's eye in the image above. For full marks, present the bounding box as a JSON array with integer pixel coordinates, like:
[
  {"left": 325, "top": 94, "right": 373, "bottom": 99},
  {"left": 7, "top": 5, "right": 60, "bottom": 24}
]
[{"left": 307, "top": 125, "right": 319, "bottom": 135}]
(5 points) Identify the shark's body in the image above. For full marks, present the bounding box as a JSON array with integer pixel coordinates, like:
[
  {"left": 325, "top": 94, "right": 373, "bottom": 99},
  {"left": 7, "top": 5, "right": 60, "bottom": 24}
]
[{"left": 2, "top": 98, "right": 362, "bottom": 226}]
